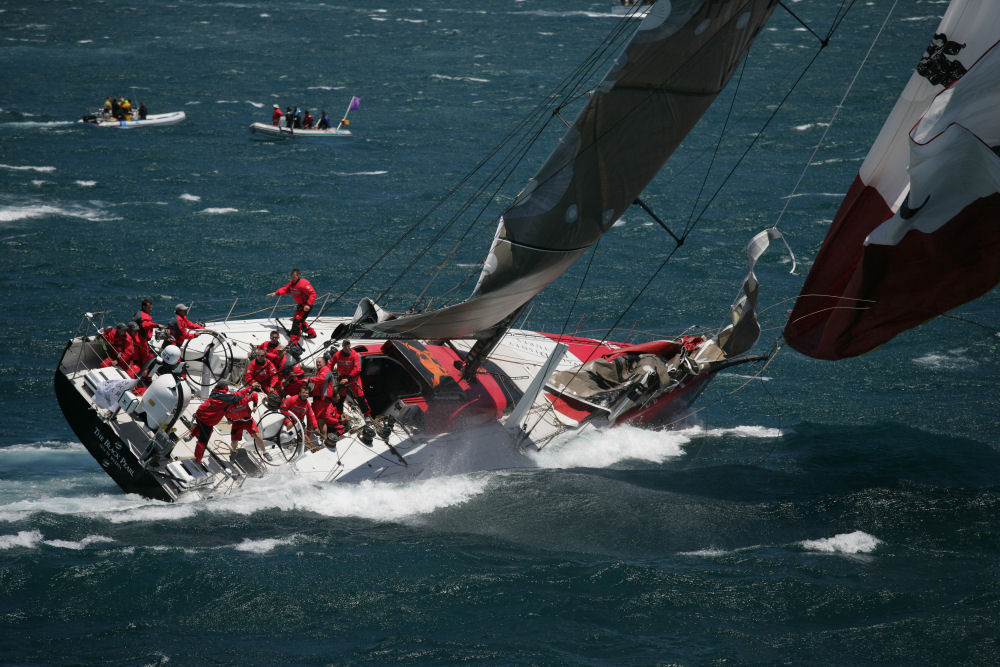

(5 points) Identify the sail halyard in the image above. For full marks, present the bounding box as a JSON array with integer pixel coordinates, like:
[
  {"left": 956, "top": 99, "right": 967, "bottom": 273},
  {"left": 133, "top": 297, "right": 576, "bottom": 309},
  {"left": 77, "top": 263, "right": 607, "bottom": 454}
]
[{"left": 364, "top": 0, "right": 781, "bottom": 342}]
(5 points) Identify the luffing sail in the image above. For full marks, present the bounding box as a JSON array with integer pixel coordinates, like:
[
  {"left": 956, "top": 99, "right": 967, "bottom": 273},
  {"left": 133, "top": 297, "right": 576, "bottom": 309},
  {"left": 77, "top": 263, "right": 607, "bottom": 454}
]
[
  {"left": 369, "top": 0, "right": 780, "bottom": 340},
  {"left": 784, "top": 0, "right": 1000, "bottom": 359}
]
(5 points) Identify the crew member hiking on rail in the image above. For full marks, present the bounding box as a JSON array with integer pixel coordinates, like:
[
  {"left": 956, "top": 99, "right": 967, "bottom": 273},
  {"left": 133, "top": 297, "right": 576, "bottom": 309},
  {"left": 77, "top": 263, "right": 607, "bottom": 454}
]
[{"left": 266, "top": 268, "right": 316, "bottom": 343}]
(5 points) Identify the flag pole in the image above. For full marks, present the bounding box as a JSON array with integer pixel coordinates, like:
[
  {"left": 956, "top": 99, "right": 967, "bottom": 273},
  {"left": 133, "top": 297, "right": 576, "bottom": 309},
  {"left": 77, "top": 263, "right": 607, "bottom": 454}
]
[{"left": 337, "top": 96, "right": 360, "bottom": 134}]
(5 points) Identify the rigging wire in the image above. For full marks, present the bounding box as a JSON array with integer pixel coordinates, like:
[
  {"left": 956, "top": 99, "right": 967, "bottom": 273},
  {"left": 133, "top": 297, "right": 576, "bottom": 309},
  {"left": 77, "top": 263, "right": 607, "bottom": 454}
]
[
  {"left": 362, "top": 14, "right": 643, "bottom": 311},
  {"left": 521, "top": 2, "right": 873, "bottom": 439}
]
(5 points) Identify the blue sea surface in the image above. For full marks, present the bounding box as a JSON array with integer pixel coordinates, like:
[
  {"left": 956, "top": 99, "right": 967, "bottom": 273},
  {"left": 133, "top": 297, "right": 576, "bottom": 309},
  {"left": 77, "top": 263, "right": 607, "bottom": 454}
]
[{"left": 2, "top": 1, "right": 998, "bottom": 664}]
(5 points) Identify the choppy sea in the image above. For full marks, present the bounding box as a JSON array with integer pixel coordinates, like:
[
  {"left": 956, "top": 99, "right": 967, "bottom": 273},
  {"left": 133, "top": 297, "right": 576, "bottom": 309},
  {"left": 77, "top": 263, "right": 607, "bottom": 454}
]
[{"left": 2, "top": 1, "right": 998, "bottom": 664}]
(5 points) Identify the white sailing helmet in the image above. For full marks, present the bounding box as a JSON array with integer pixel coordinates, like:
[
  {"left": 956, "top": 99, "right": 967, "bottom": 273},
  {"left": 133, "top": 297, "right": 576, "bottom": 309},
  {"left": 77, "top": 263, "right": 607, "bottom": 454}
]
[{"left": 160, "top": 345, "right": 182, "bottom": 365}]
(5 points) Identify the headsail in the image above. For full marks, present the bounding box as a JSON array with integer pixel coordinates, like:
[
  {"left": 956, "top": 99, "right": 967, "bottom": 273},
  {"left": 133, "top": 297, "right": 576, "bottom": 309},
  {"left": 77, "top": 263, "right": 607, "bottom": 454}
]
[
  {"left": 784, "top": 1, "right": 1000, "bottom": 360},
  {"left": 368, "top": 0, "right": 780, "bottom": 340}
]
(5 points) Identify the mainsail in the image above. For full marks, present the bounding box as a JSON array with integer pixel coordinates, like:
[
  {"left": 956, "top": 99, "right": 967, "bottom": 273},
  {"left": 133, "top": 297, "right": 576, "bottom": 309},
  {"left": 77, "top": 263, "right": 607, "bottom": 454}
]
[
  {"left": 368, "top": 0, "right": 779, "bottom": 340},
  {"left": 784, "top": 0, "right": 1000, "bottom": 360}
]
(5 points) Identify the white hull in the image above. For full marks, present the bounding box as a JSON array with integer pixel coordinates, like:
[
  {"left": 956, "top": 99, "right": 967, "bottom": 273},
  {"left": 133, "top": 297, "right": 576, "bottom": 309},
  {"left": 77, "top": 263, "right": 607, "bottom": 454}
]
[
  {"left": 249, "top": 122, "right": 352, "bottom": 138},
  {"left": 81, "top": 111, "right": 186, "bottom": 128},
  {"left": 56, "top": 312, "right": 727, "bottom": 502}
]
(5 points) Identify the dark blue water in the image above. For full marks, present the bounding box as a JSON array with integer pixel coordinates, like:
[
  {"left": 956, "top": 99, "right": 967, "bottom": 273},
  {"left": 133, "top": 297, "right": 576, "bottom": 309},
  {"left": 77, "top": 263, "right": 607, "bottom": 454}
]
[{"left": 2, "top": 1, "right": 998, "bottom": 664}]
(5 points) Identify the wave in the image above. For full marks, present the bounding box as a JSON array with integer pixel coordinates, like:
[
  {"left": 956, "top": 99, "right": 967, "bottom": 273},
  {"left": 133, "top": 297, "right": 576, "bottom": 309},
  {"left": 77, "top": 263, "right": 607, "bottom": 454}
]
[
  {"left": 799, "top": 530, "right": 882, "bottom": 554},
  {"left": 430, "top": 73, "right": 490, "bottom": 84},
  {"left": 179, "top": 193, "right": 202, "bottom": 202},
  {"left": 75, "top": 180, "right": 97, "bottom": 187},
  {"left": 0, "top": 201, "right": 117, "bottom": 223},
  {"left": 0, "top": 530, "right": 42, "bottom": 550},
  {"left": 0, "top": 163, "right": 55, "bottom": 172},
  {"left": 0, "top": 469, "right": 493, "bottom": 525},
  {"left": 331, "top": 170, "right": 388, "bottom": 176},
  {"left": 913, "top": 349, "right": 974, "bottom": 371},
  {"left": 198, "top": 207, "right": 239, "bottom": 214},
  {"left": 678, "top": 531, "right": 882, "bottom": 558},
  {"left": 232, "top": 534, "right": 302, "bottom": 553},
  {"left": 531, "top": 424, "right": 783, "bottom": 470}
]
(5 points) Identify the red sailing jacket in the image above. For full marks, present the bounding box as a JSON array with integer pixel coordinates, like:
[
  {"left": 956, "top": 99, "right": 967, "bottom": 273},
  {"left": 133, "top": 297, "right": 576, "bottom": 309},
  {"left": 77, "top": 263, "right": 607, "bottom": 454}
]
[
  {"left": 226, "top": 390, "right": 260, "bottom": 423},
  {"left": 257, "top": 340, "right": 283, "bottom": 365},
  {"left": 169, "top": 313, "right": 203, "bottom": 344},
  {"left": 281, "top": 395, "right": 317, "bottom": 429},
  {"left": 308, "top": 363, "right": 334, "bottom": 399},
  {"left": 195, "top": 385, "right": 250, "bottom": 427},
  {"left": 104, "top": 329, "right": 135, "bottom": 365},
  {"left": 134, "top": 310, "right": 159, "bottom": 343},
  {"left": 245, "top": 358, "right": 278, "bottom": 390},
  {"left": 332, "top": 349, "right": 361, "bottom": 380},
  {"left": 274, "top": 277, "right": 316, "bottom": 307}
]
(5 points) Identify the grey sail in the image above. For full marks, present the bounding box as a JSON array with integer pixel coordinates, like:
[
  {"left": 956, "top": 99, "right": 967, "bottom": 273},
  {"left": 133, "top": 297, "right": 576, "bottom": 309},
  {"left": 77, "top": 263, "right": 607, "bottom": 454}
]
[{"left": 368, "top": 0, "right": 779, "bottom": 340}]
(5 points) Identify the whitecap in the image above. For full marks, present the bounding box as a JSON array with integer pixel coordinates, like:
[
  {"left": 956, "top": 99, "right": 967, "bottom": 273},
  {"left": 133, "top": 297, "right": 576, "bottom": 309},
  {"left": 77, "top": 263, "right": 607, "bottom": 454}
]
[
  {"left": 678, "top": 547, "right": 731, "bottom": 557},
  {"left": 331, "top": 170, "right": 388, "bottom": 176},
  {"left": 43, "top": 535, "right": 115, "bottom": 550},
  {"left": 231, "top": 535, "right": 301, "bottom": 553},
  {"left": 179, "top": 193, "right": 201, "bottom": 202},
  {"left": 531, "top": 425, "right": 691, "bottom": 469},
  {"left": 430, "top": 74, "right": 490, "bottom": 84},
  {"left": 913, "top": 349, "right": 973, "bottom": 371},
  {"left": 0, "top": 530, "right": 43, "bottom": 549},
  {"left": 75, "top": 180, "right": 97, "bottom": 187},
  {"left": 198, "top": 207, "right": 238, "bottom": 214},
  {"left": 201, "top": 471, "right": 492, "bottom": 523},
  {"left": 800, "top": 530, "right": 882, "bottom": 554},
  {"left": 0, "top": 163, "right": 56, "bottom": 173},
  {"left": 0, "top": 202, "right": 113, "bottom": 223}
]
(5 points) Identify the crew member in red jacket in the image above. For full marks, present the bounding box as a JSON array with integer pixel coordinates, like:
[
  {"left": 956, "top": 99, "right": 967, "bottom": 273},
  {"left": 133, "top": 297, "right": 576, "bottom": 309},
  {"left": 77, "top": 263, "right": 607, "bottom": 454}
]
[
  {"left": 126, "top": 320, "right": 154, "bottom": 371},
  {"left": 308, "top": 353, "right": 342, "bottom": 441},
  {"left": 332, "top": 339, "right": 370, "bottom": 417},
  {"left": 281, "top": 386, "right": 318, "bottom": 437},
  {"left": 244, "top": 347, "right": 279, "bottom": 392},
  {"left": 257, "top": 330, "right": 283, "bottom": 365},
  {"left": 168, "top": 303, "right": 204, "bottom": 347},
  {"left": 316, "top": 382, "right": 347, "bottom": 442},
  {"left": 275, "top": 352, "right": 307, "bottom": 397},
  {"left": 266, "top": 268, "right": 317, "bottom": 342},
  {"left": 100, "top": 322, "right": 138, "bottom": 376},
  {"left": 271, "top": 104, "right": 283, "bottom": 126},
  {"left": 226, "top": 382, "right": 265, "bottom": 453},
  {"left": 191, "top": 380, "right": 250, "bottom": 462}
]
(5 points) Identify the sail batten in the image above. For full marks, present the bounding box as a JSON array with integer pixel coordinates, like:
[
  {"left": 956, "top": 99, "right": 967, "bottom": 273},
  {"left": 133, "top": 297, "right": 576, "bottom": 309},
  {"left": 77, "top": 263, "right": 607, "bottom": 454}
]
[{"left": 370, "top": 0, "right": 780, "bottom": 340}]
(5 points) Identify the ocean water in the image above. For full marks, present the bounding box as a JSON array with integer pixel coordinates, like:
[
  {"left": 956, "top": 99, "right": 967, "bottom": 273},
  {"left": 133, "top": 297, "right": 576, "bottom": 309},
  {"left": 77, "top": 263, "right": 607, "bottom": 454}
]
[{"left": 2, "top": 0, "right": 999, "bottom": 664}]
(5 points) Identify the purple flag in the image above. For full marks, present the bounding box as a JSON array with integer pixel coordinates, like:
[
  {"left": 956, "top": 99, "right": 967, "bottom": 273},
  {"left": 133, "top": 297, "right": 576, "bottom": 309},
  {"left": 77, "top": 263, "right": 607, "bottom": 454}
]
[{"left": 348, "top": 96, "right": 361, "bottom": 112}]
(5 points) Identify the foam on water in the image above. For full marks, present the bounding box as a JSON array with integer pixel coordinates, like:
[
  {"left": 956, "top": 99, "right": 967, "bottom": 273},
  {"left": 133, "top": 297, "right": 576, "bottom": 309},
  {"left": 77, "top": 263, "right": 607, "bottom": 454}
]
[
  {"left": 800, "top": 530, "right": 882, "bottom": 554},
  {"left": 913, "top": 348, "right": 974, "bottom": 371},
  {"left": 0, "top": 163, "right": 55, "bottom": 172},
  {"left": 0, "top": 530, "right": 43, "bottom": 550},
  {"left": 43, "top": 535, "right": 115, "bottom": 550},
  {"left": 179, "top": 193, "right": 201, "bottom": 201},
  {"left": 204, "top": 472, "right": 493, "bottom": 523},
  {"left": 232, "top": 534, "right": 302, "bottom": 553},
  {"left": 198, "top": 207, "right": 239, "bottom": 214},
  {"left": 531, "top": 424, "right": 783, "bottom": 470},
  {"left": 0, "top": 200, "right": 117, "bottom": 223}
]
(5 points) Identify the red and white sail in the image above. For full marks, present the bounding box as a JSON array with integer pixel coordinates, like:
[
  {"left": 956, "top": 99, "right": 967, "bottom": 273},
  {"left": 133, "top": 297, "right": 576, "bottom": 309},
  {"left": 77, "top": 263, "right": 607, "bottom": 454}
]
[{"left": 784, "top": 0, "right": 1000, "bottom": 360}]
